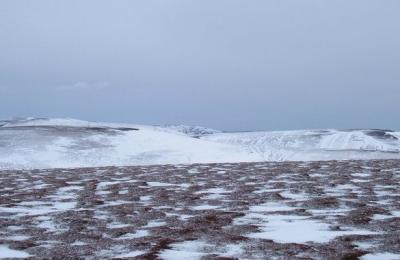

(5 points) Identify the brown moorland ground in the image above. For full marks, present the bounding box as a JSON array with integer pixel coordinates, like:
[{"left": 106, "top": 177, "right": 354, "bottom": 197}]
[{"left": 0, "top": 160, "right": 399, "bottom": 259}]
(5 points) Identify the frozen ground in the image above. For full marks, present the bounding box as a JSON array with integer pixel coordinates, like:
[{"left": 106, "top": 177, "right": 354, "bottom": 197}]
[
  {"left": 0, "top": 118, "right": 400, "bottom": 169},
  {"left": 1, "top": 160, "right": 399, "bottom": 259}
]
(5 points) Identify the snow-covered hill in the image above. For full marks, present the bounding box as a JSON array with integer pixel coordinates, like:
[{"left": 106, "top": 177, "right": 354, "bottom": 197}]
[
  {"left": 159, "top": 124, "right": 221, "bottom": 138},
  {"left": 0, "top": 118, "right": 399, "bottom": 169},
  {"left": 202, "top": 129, "right": 400, "bottom": 162}
]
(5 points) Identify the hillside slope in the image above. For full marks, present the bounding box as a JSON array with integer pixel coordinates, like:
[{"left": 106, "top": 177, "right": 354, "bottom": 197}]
[
  {"left": 202, "top": 129, "right": 400, "bottom": 162},
  {"left": 0, "top": 118, "right": 399, "bottom": 169}
]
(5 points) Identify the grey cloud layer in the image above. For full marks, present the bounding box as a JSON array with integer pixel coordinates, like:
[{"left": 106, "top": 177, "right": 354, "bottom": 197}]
[{"left": 0, "top": 0, "right": 399, "bottom": 130}]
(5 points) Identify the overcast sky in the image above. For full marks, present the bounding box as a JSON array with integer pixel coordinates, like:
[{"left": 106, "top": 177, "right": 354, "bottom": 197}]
[{"left": 1, "top": 0, "right": 399, "bottom": 131}]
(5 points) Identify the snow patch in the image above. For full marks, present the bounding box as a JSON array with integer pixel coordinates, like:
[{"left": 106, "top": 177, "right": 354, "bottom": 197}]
[{"left": 0, "top": 245, "right": 31, "bottom": 258}]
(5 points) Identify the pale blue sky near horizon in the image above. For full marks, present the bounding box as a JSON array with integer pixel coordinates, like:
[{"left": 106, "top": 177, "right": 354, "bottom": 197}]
[{"left": 0, "top": 0, "right": 399, "bottom": 131}]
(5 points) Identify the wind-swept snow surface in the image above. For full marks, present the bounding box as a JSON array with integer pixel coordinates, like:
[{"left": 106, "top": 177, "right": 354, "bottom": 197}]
[
  {"left": 203, "top": 129, "right": 400, "bottom": 162},
  {"left": 0, "top": 118, "right": 400, "bottom": 169},
  {"left": 0, "top": 118, "right": 257, "bottom": 169}
]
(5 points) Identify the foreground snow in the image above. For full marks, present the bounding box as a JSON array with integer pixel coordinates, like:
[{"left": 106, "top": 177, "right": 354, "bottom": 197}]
[
  {"left": 0, "top": 118, "right": 399, "bottom": 169},
  {"left": 1, "top": 160, "right": 399, "bottom": 259}
]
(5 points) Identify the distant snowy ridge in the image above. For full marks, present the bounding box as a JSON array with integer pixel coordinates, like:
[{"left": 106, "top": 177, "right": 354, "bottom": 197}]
[
  {"left": 202, "top": 129, "right": 400, "bottom": 162},
  {"left": 0, "top": 117, "right": 141, "bottom": 129},
  {"left": 159, "top": 125, "right": 221, "bottom": 138},
  {"left": 0, "top": 118, "right": 256, "bottom": 170},
  {"left": 0, "top": 118, "right": 399, "bottom": 170}
]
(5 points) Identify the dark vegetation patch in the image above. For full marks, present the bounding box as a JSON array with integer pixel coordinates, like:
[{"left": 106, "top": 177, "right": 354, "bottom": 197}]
[{"left": 364, "top": 130, "right": 398, "bottom": 141}]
